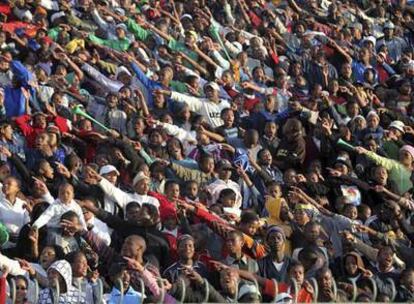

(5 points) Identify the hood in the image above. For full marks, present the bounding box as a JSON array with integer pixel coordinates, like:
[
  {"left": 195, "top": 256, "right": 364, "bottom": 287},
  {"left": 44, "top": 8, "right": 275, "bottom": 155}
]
[
  {"left": 48, "top": 260, "right": 72, "bottom": 291},
  {"left": 343, "top": 251, "right": 365, "bottom": 271}
]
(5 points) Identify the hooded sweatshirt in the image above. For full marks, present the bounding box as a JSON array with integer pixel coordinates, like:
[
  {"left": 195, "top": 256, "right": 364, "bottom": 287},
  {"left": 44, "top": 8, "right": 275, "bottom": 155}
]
[{"left": 38, "top": 260, "right": 86, "bottom": 304}]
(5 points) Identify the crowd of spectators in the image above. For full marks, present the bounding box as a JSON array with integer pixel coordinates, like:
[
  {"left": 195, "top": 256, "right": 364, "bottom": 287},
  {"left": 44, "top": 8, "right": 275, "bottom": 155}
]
[{"left": 2, "top": 0, "right": 414, "bottom": 302}]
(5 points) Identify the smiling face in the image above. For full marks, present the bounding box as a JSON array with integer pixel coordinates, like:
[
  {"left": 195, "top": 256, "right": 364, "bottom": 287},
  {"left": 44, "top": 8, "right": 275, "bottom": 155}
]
[
  {"left": 72, "top": 253, "right": 88, "bottom": 278},
  {"left": 178, "top": 238, "right": 195, "bottom": 261}
]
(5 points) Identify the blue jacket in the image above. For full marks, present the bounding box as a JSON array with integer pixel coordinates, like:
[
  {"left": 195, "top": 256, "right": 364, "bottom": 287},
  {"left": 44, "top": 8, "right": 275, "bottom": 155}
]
[{"left": 107, "top": 286, "right": 143, "bottom": 304}]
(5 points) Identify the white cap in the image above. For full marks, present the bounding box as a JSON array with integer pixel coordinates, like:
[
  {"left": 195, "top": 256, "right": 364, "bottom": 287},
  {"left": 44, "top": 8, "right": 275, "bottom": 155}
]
[
  {"left": 99, "top": 165, "right": 120, "bottom": 176},
  {"left": 275, "top": 292, "right": 293, "bottom": 303},
  {"left": 389, "top": 120, "right": 405, "bottom": 133},
  {"left": 204, "top": 81, "right": 220, "bottom": 92},
  {"left": 132, "top": 171, "right": 150, "bottom": 186},
  {"left": 237, "top": 284, "right": 261, "bottom": 300}
]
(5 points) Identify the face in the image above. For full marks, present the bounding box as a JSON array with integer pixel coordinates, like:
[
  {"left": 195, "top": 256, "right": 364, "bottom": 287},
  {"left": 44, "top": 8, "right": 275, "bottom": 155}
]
[
  {"left": 334, "top": 163, "right": 348, "bottom": 175},
  {"left": 2, "top": 177, "right": 19, "bottom": 197},
  {"left": 167, "top": 139, "right": 183, "bottom": 159},
  {"left": 59, "top": 184, "right": 74, "bottom": 204},
  {"left": 165, "top": 184, "right": 180, "bottom": 201},
  {"left": 239, "top": 220, "right": 259, "bottom": 236},
  {"left": 374, "top": 167, "right": 388, "bottom": 185},
  {"left": 103, "top": 171, "right": 118, "bottom": 185},
  {"left": 218, "top": 168, "right": 232, "bottom": 180},
  {"left": 318, "top": 270, "right": 332, "bottom": 290},
  {"left": 126, "top": 206, "right": 141, "bottom": 222},
  {"left": 267, "top": 232, "right": 285, "bottom": 253},
  {"left": 226, "top": 233, "right": 244, "bottom": 255},
  {"left": 378, "top": 247, "right": 393, "bottom": 270},
  {"left": 294, "top": 209, "right": 309, "bottom": 226},
  {"left": 186, "top": 183, "right": 198, "bottom": 198},
  {"left": 106, "top": 95, "right": 118, "bottom": 108},
  {"left": 222, "top": 110, "right": 234, "bottom": 127},
  {"left": 0, "top": 164, "right": 10, "bottom": 182},
  {"left": 345, "top": 255, "right": 358, "bottom": 276},
  {"left": 15, "top": 277, "right": 28, "bottom": 303},
  {"left": 305, "top": 224, "right": 320, "bottom": 243},
  {"left": 72, "top": 254, "right": 88, "bottom": 278},
  {"left": 289, "top": 265, "right": 305, "bottom": 286},
  {"left": 220, "top": 268, "right": 239, "bottom": 295},
  {"left": 121, "top": 238, "right": 145, "bottom": 259},
  {"left": 114, "top": 270, "right": 130, "bottom": 291},
  {"left": 134, "top": 178, "right": 150, "bottom": 195},
  {"left": 1, "top": 125, "right": 13, "bottom": 141},
  {"left": 40, "top": 246, "right": 56, "bottom": 269},
  {"left": 399, "top": 150, "right": 413, "bottom": 167},
  {"left": 200, "top": 157, "right": 215, "bottom": 173},
  {"left": 61, "top": 216, "right": 79, "bottom": 236},
  {"left": 205, "top": 86, "right": 218, "bottom": 100},
  {"left": 344, "top": 205, "right": 358, "bottom": 220},
  {"left": 402, "top": 271, "right": 414, "bottom": 292},
  {"left": 178, "top": 239, "right": 195, "bottom": 260},
  {"left": 264, "top": 122, "right": 277, "bottom": 138},
  {"left": 39, "top": 161, "right": 54, "bottom": 179},
  {"left": 267, "top": 185, "right": 281, "bottom": 199},
  {"left": 34, "top": 115, "right": 47, "bottom": 129},
  {"left": 260, "top": 149, "right": 273, "bottom": 166},
  {"left": 35, "top": 133, "right": 49, "bottom": 148}
]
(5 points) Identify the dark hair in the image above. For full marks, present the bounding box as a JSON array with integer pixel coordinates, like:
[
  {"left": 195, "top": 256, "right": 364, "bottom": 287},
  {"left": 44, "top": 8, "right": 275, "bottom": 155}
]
[
  {"left": 218, "top": 188, "right": 236, "bottom": 202},
  {"left": 240, "top": 210, "right": 260, "bottom": 225},
  {"left": 150, "top": 161, "right": 166, "bottom": 174},
  {"left": 126, "top": 201, "right": 140, "bottom": 212},
  {"left": 288, "top": 260, "right": 304, "bottom": 272},
  {"left": 66, "top": 251, "right": 86, "bottom": 264},
  {"left": 165, "top": 179, "right": 180, "bottom": 191},
  {"left": 60, "top": 210, "right": 79, "bottom": 221}
]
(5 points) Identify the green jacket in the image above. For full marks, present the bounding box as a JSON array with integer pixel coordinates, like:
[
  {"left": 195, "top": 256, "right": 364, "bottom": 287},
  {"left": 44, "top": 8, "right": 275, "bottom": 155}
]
[
  {"left": 170, "top": 163, "right": 214, "bottom": 185},
  {"left": 126, "top": 18, "right": 151, "bottom": 42},
  {"left": 365, "top": 151, "right": 413, "bottom": 194},
  {"left": 88, "top": 34, "right": 131, "bottom": 51}
]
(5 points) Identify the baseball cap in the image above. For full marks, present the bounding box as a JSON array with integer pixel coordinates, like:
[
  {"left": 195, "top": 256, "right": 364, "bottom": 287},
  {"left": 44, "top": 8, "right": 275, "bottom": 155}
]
[
  {"left": 132, "top": 171, "right": 150, "bottom": 186},
  {"left": 204, "top": 81, "right": 220, "bottom": 92},
  {"left": 99, "top": 165, "right": 120, "bottom": 176},
  {"left": 389, "top": 120, "right": 405, "bottom": 133},
  {"left": 217, "top": 159, "right": 233, "bottom": 171},
  {"left": 384, "top": 21, "right": 395, "bottom": 29}
]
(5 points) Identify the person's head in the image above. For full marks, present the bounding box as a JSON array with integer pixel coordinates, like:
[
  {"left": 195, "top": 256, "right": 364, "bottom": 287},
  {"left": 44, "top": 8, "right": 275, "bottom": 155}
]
[
  {"left": 58, "top": 183, "right": 74, "bottom": 204},
  {"left": 0, "top": 122, "right": 13, "bottom": 141},
  {"left": 293, "top": 206, "right": 310, "bottom": 226},
  {"left": 400, "top": 268, "right": 414, "bottom": 293},
  {"left": 164, "top": 180, "right": 180, "bottom": 201},
  {"left": 167, "top": 138, "right": 184, "bottom": 159},
  {"left": 221, "top": 108, "right": 234, "bottom": 128},
  {"left": 225, "top": 230, "right": 245, "bottom": 257},
  {"left": 266, "top": 226, "right": 286, "bottom": 254},
  {"left": 257, "top": 148, "right": 273, "bottom": 167},
  {"left": 99, "top": 164, "right": 119, "bottom": 185},
  {"left": 109, "top": 263, "right": 130, "bottom": 293},
  {"left": 177, "top": 234, "right": 195, "bottom": 261},
  {"left": 125, "top": 202, "right": 141, "bottom": 223},
  {"left": 264, "top": 121, "right": 278, "bottom": 138},
  {"left": 60, "top": 211, "right": 80, "bottom": 237},
  {"left": 217, "top": 159, "right": 233, "bottom": 180},
  {"left": 2, "top": 176, "right": 20, "bottom": 198},
  {"left": 67, "top": 251, "right": 88, "bottom": 278},
  {"left": 218, "top": 188, "right": 237, "bottom": 208},
  {"left": 340, "top": 62, "right": 352, "bottom": 79},
  {"left": 317, "top": 267, "right": 333, "bottom": 290},
  {"left": 132, "top": 171, "right": 150, "bottom": 195},
  {"left": 372, "top": 166, "right": 388, "bottom": 185},
  {"left": 399, "top": 145, "right": 414, "bottom": 167},
  {"left": 121, "top": 235, "right": 146, "bottom": 260},
  {"left": 377, "top": 246, "right": 394, "bottom": 272},
  {"left": 288, "top": 261, "right": 305, "bottom": 286},
  {"left": 204, "top": 82, "right": 220, "bottom": 101},
  {"left": 39, "top": 246, "right": 62, "bottom": 270},
  {"left": 199, "top": 154, "right": 215, "bottom": 174},
  {"left": 282, "top": 118, "right": 303, "bottom": 142},
  {"left": 266, "top": 181, "right": 282, "bottom": 199},
  {"left": 47, "top": 260, "right": 72, "bottom": 293},
  {"left": 184, "top": 180, "right": 198, "bottom": 199},
  {"left": 37, "top": 159, "right": 54, "bottom": 179},
  {"left": 14, "top": 275, "right": 28, "bottom": 304},
  {"left": 342, "top": 204, "right": 358, "bottom": 220},
  {"left": 304, "top": 221, "right": 321, "bottom": 244},
  {"left": 150, "top": 161, "right": 166, "bottom": 183},
  {"left": 238, "top": 211, "right": 260, "bottom": 236},
  {"left": 243, "top": 129, "right": 259, "bottom": 147},
  {"left": 105, "top": 93, "right": 118, "bottom": 109},
  {"left": 220, "top": 267, "right": 240, "bottom": 297}
]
